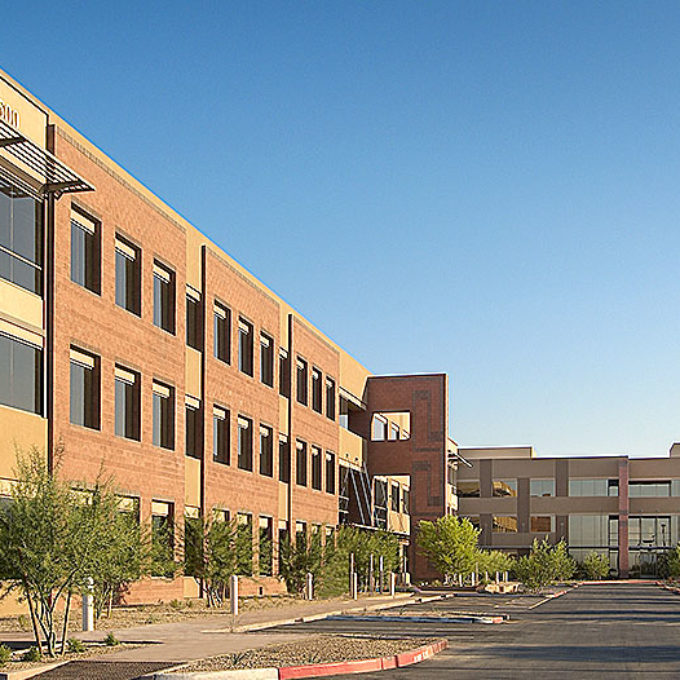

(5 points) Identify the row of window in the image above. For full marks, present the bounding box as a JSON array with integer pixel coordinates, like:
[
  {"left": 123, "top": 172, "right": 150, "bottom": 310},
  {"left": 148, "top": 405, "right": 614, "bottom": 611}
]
[
  {"left": 71, "top": 345, "right": 337, "bottom": 490},
  {"left": 459, "top": 478, "right": 626, "bottom": 498},
  {"left": 71, "top": 208, "right": 338, "bottom": 419}
]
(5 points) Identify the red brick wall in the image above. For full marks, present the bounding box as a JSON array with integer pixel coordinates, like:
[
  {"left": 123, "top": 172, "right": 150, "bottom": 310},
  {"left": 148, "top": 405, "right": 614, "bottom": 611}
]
[{"left": 358, "top": 374, "right": 449, "bottom": 580}]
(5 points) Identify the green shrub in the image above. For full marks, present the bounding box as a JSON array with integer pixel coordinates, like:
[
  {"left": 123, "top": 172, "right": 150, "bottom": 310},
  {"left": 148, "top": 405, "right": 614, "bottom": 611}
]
[
  {"left": 16, "top": 614, "right": 30, "bottom": 632},
  {"left": 580, "top": 551, "right": 610, "bottom": 580},
  {"left": 66, "top": 638, "right": 85, "bottom": 654},
  {"left": 104, "top": 632, "right": 120, "bottom": 647},
  {"left": 21, "top": 646, "right": 41, "bottom": 662},
  {"left": 515, "top": 539, "right": 575, "bottom": 590},
  {"left": 0, "top": 644, "right": 12, "bottom": 666}
]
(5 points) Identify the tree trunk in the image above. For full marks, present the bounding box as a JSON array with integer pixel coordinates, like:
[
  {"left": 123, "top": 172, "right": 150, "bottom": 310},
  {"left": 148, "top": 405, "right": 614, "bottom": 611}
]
[
  {"left": 59, "top": 590, "right": 72, "bottom": 656},
  {"left": 24, "top": 584, "right": 43, "bottom": 659},
  {"left": 107, "top": 590, "right": 114, "bottom": 619}
]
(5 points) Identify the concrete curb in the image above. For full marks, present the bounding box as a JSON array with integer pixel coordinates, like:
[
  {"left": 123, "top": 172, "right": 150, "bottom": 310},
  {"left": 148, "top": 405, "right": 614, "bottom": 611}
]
[
  {"left": 527, "top": 588, "right": 571, "bottom": 610},
  {"left": 656, "top": 581, "right": 680, "bottom": 595},
  {"left": 150, "top": 639, "right": 448, "bottom": 679},
  {"left": 326, "top": 614, "right": 504, "bottom": 625}
]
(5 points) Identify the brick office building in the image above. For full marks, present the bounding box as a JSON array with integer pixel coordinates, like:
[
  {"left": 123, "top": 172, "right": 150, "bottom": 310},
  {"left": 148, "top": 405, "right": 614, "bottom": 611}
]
[{"left": 0, "top": 68, "right": 458, "bottom": 608}]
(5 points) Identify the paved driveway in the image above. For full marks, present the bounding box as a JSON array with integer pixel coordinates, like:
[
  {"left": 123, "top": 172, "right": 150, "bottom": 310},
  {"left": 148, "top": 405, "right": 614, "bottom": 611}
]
[{"left": 273, "top": 583, "right": 680, "bottom": 678}]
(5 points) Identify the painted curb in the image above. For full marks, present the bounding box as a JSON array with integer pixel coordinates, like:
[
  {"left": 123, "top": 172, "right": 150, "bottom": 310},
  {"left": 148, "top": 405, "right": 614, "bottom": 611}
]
[
  {"left": 151, "top": 639, "right": 448, "bottom": 679},
  {"left": 327, "top": 614, "right": 503, "bottom": 625}
]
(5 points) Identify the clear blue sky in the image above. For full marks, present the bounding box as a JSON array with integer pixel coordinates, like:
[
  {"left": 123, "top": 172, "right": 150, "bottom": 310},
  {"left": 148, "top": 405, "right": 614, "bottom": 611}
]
[{"left": 5, "top": 2, "right": 680, "bottom": 458}]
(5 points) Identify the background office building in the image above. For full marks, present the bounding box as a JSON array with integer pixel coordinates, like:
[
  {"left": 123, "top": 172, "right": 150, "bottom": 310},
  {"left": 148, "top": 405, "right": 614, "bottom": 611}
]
[
  {"left": 457, "top": 446, "right": 680, "bottom": 577},
  {"left": 0, "top": 68, "right": 460, "bottom": 610}
]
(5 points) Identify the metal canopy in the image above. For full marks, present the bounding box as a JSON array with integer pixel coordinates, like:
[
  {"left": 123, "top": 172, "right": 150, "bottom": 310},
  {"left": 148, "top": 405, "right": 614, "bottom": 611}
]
[{"left": 0, "top": 120, "right": 94, "bottom": 198}]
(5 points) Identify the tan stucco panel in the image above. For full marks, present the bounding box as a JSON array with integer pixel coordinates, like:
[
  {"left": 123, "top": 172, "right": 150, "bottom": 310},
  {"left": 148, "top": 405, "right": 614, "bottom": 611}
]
[
  {"left": 0, "top": 406, "right": 47, "bottom": 479},
  {"left": 0, "top": 278, "right": 44, "bottom": 332},
  {"left": 185, "top": 348, "right": 202, "bottom": 398},
  {"left": 184, "top": 456, "right": 201, "bottom": 507}
]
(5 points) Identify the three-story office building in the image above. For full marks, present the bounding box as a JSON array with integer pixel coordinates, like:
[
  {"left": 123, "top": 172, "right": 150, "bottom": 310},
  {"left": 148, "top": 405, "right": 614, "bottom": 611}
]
[{"left": 0, "top": 68, "right": 456, "bottom": 607}]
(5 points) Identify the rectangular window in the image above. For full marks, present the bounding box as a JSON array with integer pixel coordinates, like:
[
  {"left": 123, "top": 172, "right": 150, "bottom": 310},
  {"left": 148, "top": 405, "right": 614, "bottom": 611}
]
[
  {"left": 213, "top": 406, "right": 230, "bottom": 464},
  {"left": 213, "top": 301, "right": 231, "bottom": 363},
  {"left": 259, "top": 424, "right": 273, "bottom": 477},
  {"left": 279, "top": 348, "right": 290, "bottom": 397},
  {"left": 492, "top": 516, "right": 518, "bottom": 533},
  {"left": 325, "top": 378, "right": 335, "bottom": 420},
  {"left": 389, "top": 423, "right": 400, "bottom": 441},
  {"left": 569, "top": 515, "right": 616, "bottom": 547},
  {"left": 296, "top": 520, "right": 307, "bottom": 548},
  {"left": 493, "top": 479, "right": 517, "bottom": 497},
  {"left": 530, "top": 479, "right": 555, "bottom": 497},
  {"left": 152, "top": 381, "right": 174, "bottom": 449},
  {"left": 69, "top": 347, "right": 99, "bottom": 429},
  {"left": 311, "top": 446, "right": 322, "bottom": 490},
  {"left": 185, "top": 396, "right": 202, "bottom": 458},
  {"left": 402, "top": 488, "right": 410, "bottom": 514},
  {"left": 296, "top": 440, "right": 307, "bottom": 486},
  {"left": 296, "top": 357, "right": 308, "bottom": 405},
  {"left": 115, "top": 235, "right": 141, "bottom": 316},
  {"left": 0, "top": 182, "right": 43, "bottom": 295},
  {"left": 260, "top": 333, "right": 274, "bottom": 387},
  {"left": 629, "top": 481, "right": 671, "bottom": 498},
  {"left": 374, "top": 479, "right": 388, "bottom": 508},
  {"left": 151, "top": 502, "right": 174, "bottom": 577},
  {"left": 311, "top": 368, "right": 322, "bottom": 412},
  {"left": 153, "top": 262, "right": 175, "bottom": 334},
  {"left": 186, "top": 287, "right": 203, "bottom": 351},
  {"left": 237, "top": 513, "right": 253, "bottom": 575},
  {"left": 372, "top": 415, "right": 386, "bottom": 441},
  {"left": 457, "top": 481, "right": 480, "bottom": 498},
  {"left": 238, "top": 415, "right": 253, "bottom": 470},
  {"left": 238, "top": 318, "right": 253, "bottom": 376},
  {"left": 391, "top": 483, "right": 400, "bottom": 511},
  {"left": 325, "top": 451, "right": 335, "bottom": 494},
  {"left": 568, "top": 479, "right": 618, "bottom": 497},
  {"left": 114, "top": 365, "right": 140, "bottom": 440},
  {"left": 258, "top": 516, "right": 273, "bottom": 576},
  {"left": 530, "top": 515, "right": 555, "bottom": 533},
  {"left": 279, "top": 436, "right": 290, "bottom": 483},
  {"left": 70, "top": 208, "right": 99, "bottom": 294}
]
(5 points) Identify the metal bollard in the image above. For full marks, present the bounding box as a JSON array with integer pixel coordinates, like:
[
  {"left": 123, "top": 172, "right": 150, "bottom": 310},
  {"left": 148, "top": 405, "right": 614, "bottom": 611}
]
[
  {"left": 306, "top": 572, "right": 314, "bottom": 600},
  {"left": 230, "top": 574, "right": 239, "bottom": 616},
  {"left": 82, "top": 577, "right": 94, "bottom": 632},
  {"left": 390, "top": 572, "right": 397, "bottom": 597}
]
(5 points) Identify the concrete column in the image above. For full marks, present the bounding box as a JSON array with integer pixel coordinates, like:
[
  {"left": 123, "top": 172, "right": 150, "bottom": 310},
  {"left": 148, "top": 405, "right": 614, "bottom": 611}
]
[
  {"left": 230, "top": 575, "right": 239, "bottom": 615},
  {"left": 618, "top": 458, "right": 630, "bottom": 578},
  {"left": 82, "top": 577, "right": 94, "bottom": 632}
]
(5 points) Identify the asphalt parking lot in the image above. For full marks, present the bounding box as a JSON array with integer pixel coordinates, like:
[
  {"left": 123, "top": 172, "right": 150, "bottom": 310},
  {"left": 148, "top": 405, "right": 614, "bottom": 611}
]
[{"left": 270, "top": 583, "right": 680, "bottom": 678}]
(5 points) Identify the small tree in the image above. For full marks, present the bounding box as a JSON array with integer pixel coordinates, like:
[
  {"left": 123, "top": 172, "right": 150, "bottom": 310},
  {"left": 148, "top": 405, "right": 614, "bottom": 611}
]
[
  {"left": 580, "top": 551, "right": 610, "bottom": 581},
  {"left": 279, "top": 530, "right": 323, "bottom": 595},
  {"left": 91, "top": 501, "right": 148, "bottom": 621},
  {"left": 417, "top": 516, "right": 480, "bottom": 582},
  {"left": 0, "top": 447, "right": 146, "bottom": 657},
  {"left": 184, "top": 514, "right": 239, "bottom": 607},
  {"left": 477, "top": 549, "right": 514, "bottom": 577},
  {"left": 515, "top": 538, "right": 575, "bottom": 590}
]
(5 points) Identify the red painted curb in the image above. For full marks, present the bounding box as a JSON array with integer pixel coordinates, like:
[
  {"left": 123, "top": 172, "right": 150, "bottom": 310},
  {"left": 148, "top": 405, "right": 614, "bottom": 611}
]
[{"left": 277, "top": 639, "right": 448, "bottom": 679}]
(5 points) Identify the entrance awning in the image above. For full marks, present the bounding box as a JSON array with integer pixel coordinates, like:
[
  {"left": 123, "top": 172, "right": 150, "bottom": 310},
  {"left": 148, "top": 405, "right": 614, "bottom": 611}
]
[{"left": 0, "top": 120, "right": 94, "bottom": 199}]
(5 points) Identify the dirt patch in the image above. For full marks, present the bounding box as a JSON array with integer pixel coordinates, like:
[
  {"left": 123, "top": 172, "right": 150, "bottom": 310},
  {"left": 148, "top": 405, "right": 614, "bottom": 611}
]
[
  {"left": 0, "top": 595, "right": 312, "bottom": 633},
  {"left": 173, "top": 635, "right": 441, "bottom": 673}
]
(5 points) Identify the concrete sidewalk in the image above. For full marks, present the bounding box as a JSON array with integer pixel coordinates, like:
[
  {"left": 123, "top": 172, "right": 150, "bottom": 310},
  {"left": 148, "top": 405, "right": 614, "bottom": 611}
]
[{"left": 0, "top": 593, "right": 418, "bottom": 665}]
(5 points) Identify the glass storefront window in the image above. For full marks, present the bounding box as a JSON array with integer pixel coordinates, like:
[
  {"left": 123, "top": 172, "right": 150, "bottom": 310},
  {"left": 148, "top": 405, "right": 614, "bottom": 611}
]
[
  {"left": 493, "top": 479, "right": 517, "bottom": 497},
  {"left": 629, "top": 482, "right": 671, "bottom": 498},
  {"left": 568, "top": 479, "right": 618, "bottom": 497},
  {"left": 569, "top": 515, "right": 616, "bottom": 547},
  {"left": 457, "top": 481, "right": 480, "bottom": 498},
  {"left": 530, "top": 479, "right": 555, "bottom": 497},
  {"left": 492, "top": 516, "right": 517, "bottom": 533}
]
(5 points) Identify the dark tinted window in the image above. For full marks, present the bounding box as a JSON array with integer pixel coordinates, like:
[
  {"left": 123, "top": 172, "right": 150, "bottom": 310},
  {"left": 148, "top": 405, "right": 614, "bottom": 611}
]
[{"left": 0, "top": 333, "right": 43, "bottom": 414}]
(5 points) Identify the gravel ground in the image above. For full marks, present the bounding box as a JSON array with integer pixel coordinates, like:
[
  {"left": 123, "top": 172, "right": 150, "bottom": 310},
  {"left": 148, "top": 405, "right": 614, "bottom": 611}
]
[
  {"left": 174, "top": 635, "right": 441, "bottom": 673},
  {"left": 0, "top": 641, "right": 140, "bottom": 671},
  {"left": 0, "top": 595, "right": 316, "bottom": 633}
]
